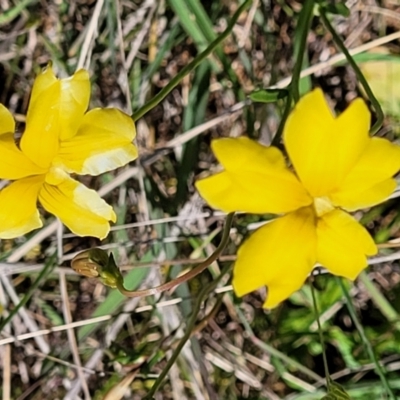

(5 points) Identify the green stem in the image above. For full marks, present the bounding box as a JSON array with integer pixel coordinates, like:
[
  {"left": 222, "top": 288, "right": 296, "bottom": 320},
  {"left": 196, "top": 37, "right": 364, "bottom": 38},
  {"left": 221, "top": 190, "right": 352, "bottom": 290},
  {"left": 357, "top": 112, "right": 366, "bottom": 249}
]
[
  {"left": 310, "top": 279, "right": 331, "bottom": 390},
  {"left": 132, "top": 0, "right": 252, "bottom": 121},
  {"left": 291, "top": 0, "right": 315, "bottom": 103},
  {"left": 271, "top": 92, "right": 293, "bottom": 147},
  {"left": 143, "top": 263, "right": 232, "bottom": 399},
  {"left": 272, "top": 0, "right": 314, "bottom": 145},
  {"left": 337, "top": 277, "right": 395, "bottom": 399},
  {"left": 319, "top": 8, "right": 384, "bottom": 135},
  {"left": 116, "top": 213, "right": 234, "bottom": 297}
]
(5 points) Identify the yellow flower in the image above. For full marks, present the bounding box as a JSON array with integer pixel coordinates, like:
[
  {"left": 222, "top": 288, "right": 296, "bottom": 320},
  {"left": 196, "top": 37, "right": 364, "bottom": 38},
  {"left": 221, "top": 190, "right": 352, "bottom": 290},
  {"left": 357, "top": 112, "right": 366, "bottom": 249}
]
[
  {"left": 196, "top": 89, "right": 400, "bottom": 308},
  {"left": 0, "top": 65, "right": 138, "bottom": 239}
]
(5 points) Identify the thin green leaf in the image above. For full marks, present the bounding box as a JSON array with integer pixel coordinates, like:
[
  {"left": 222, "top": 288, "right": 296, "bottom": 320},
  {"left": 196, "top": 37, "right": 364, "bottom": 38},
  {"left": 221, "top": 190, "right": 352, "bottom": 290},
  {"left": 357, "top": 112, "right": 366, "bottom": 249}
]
[
  {"left": 318, "top": 2, "right": 350, "bottom": 17},
  {"left": 133, "top": 0, "right": 251, "bottom": 120},
  {"left": 249, "top": 88, "right": 288, "bottom": 103},
  {"left": 0, "top": 0, "right": 37, "bottom": 25}
]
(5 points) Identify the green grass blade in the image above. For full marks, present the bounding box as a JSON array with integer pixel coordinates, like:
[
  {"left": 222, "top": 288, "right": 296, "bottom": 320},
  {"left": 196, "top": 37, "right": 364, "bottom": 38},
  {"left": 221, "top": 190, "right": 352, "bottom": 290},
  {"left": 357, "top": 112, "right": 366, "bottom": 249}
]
[
  {"left": 168, "top": 0, "right": 208, "bottom": 50},
  {"left": 358, "top": 271, "right": 400, "bottom": 332},
  {"left": 133, "top": 0, "right": 251, "bottom": 121},
  {"left": 337, "top": 277, "right": 395, "bottom": 399},
  {"left": 174, "top": 61, "right": 211, "bottom": 207},
  {"left": 0, "top": 0, "right": 37, "bottom": 25}
]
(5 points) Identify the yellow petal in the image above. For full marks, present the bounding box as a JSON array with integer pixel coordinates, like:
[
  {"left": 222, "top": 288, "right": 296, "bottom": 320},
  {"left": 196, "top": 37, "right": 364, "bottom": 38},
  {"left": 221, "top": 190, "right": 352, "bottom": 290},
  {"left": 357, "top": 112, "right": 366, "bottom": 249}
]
[
  {"left": 317, "top": 209, "right": 377, "bottom": 280},
  {"left": 330, "top": 138, "right": 400, "bottom": 210},
  {"left": 284, "top": 89, "right": 370, "bottom": 197},
  {"left": 196, "top": 137, "right": 312, "bottom": 214},
  {"left": 233, "top": 207, "right": 317, "bottom": 308},
  {"left": 56, "top": 108, "right": 137, "bottom": 175},
  {"left": 0, "top": 104, "right": 15, "bottom": 135},
  {"left": 28, "top": 64, "right": 58, "bottom": 102},
  {"left": 212, "top": 136, "right": 286, "bottom": 172},
  {"left": 20, "top": 67, "right": 90, "bottom": 168},
  {"left": 39, "top": 175, "right": 116, "bottom": 239},
  {"left": 0, "top": 176, "right": 44, "bottom": 238},
  {"left": 0, "top": 133, "right": 47, "bottom": 179},
  {"left": 331, "top": 179, "right": 396, "bottom": 212}
]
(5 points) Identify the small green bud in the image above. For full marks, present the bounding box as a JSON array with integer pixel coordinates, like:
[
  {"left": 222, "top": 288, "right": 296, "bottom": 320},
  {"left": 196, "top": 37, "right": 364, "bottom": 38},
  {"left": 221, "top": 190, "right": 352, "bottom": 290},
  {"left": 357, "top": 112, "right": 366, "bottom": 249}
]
[{"left": 71, "top": 249, "right": 124, "bottom": 289}]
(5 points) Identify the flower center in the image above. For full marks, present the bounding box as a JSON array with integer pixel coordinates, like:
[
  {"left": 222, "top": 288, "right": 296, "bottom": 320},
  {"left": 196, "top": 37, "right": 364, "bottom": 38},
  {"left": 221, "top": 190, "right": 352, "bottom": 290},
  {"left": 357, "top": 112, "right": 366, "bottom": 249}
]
[
  {"left": 45, "top": 166, "right": 68, "bottom": 186},
  {"left": 313, "top": 196, "right": 335, "bottom": 217}
]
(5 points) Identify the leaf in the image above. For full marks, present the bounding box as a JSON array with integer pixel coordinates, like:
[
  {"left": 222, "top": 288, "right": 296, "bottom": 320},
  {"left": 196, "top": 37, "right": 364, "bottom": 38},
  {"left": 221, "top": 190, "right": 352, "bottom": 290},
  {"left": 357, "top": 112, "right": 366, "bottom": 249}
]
[
  {"left": 329, "top": 327, "right": 360, "bottom": 369},
  {"left": 325, "top": 4, "right": 350, "bottom": 17},
  {"left": 249, "top": 89, "right": 288, "bottom": 103},
  {"left": 317, "top": 1, "right": 350, "bottom": 17},
  {"left": 36, "top": 299, "right": 64, "bottom": 326}
]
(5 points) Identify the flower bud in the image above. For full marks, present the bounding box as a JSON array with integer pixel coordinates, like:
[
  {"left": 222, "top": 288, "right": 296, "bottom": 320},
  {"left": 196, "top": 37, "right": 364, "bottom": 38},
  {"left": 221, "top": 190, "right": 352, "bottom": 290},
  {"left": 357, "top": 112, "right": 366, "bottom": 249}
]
[{"left": 71, "top": 248, "right": 124, "bottom": 289}]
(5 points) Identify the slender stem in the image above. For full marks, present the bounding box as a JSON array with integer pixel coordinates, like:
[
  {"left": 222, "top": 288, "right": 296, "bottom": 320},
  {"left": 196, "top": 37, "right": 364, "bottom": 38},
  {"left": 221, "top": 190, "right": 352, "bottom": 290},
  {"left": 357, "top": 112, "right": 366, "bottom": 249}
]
[
  {"left": 132, "top": 0, "right": 252, "bottom": 121},
  {"left": 337, "top": 277, "right": 395, "bottom": 399},
  {"left": 319, "top": 8, "right": 384, "bottom": 135},
  {"left": 117, "top": 213, "right": 234, "bottom": 297},
  {"left": 310, "top": 278, "right": 331, "bottom": 390},
  {"left": 271, "top": 92, "right": 292, "bottom": 147},
  {"left": 143, "top": 263, "right": 232, "bottom": 399},
  {"left": 291, "top": 0, "right": 315, "bottom": 103},
  {"left": 272, "top": 0, "right": 314, "bottom": 145}
]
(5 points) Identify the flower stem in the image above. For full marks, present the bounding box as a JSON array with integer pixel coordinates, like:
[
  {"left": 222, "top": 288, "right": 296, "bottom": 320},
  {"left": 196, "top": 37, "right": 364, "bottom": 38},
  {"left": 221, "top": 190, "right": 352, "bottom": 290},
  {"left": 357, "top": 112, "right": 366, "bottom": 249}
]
[
  {"left": 271, "top": 92, "right": 292, "bottom": 147},
  {"left": 337, "top": 277, "right": 395, "bottom": 399},
  {"left": 319, "top": 8, "right": 384, "bottom": 135},
  {"left": 290, "top": 0, "right": 315, "bottom": 104},
  {"left": 70, "top": 214, "right": 234, "bottom": 298},
  {"left": 272, "top": 0, "right": 314, "bottom": 145},
  {"left": 132, "top": 0, "right": 252, "bottom": 121},
  {"left": 310, "top": 279, "right": 331, "bottom": 390},
  {"left": 117, "top": 213, "right": 234, "bottom": 297}
]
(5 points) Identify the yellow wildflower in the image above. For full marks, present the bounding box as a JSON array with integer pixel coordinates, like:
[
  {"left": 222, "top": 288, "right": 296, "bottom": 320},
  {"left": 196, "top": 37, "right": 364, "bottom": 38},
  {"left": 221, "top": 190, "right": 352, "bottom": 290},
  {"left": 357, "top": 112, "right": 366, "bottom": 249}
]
[
  {"left": 196, "top": 89, "right": 400, "bottom": 308},
  {"left": 0, "top": 65, "right": 137, "bottom": 239}
]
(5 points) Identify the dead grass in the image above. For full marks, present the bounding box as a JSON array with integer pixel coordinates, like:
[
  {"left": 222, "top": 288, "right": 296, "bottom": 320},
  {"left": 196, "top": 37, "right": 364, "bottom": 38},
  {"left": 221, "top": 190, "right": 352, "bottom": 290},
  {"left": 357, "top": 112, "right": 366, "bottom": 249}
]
[{"left": 1, "top": 0, "right": 400, "bottom": 399}]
